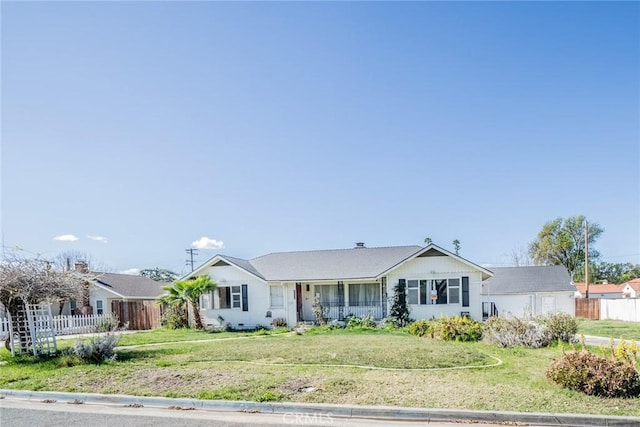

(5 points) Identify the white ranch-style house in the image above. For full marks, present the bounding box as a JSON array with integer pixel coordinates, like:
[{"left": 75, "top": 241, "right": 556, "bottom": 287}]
[{"left": 184, "top": 243, "right": 494, "bottom": 328}]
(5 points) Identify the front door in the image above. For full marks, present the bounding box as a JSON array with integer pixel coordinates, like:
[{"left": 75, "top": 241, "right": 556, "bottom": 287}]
[{"left": 295, "top": 283, "right": 303, "bottom": 322}]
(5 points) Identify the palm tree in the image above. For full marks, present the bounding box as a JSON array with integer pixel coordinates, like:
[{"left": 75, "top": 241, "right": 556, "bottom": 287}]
[{"left": 158, "top": 276, "right": 217, "bottom": 329}]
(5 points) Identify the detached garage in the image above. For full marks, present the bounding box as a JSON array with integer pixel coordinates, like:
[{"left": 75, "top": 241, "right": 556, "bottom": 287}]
[{"left": 481, "top": 265, "right": 575, "bottom": 319}]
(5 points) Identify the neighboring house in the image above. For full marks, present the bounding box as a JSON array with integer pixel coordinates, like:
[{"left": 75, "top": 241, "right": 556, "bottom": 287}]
[
  {"left": 621, "top": 279, "right": 640, "bottom": 298},
  {"left": 573, "top": 282, "right": 624, "bottom": 299},
  {"left": 49, "top": 272, "right": 167, "bottom": 330},
  {"left": 481, "top": 266, "right": 575, "bottom": 319},
  {"left": 52, "top": 273, "right": 167, "bottom": 316},
  {"left": 181, "top": 243, "right": 494, "bottom": 328}
]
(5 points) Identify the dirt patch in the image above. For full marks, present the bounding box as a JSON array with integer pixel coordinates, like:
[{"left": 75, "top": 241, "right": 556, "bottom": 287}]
[{"left": 278, "top": 377, "right": 320, "bottom": 396}]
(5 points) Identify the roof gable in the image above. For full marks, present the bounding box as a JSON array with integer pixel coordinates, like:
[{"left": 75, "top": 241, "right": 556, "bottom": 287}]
[{"left": 379, "top": 244, "right": 493, "bottom": 280}]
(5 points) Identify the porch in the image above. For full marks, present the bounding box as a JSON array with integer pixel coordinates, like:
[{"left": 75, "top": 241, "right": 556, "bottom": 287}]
[{"left": 305, "top": 281, "right": 386, "bottom": 321}]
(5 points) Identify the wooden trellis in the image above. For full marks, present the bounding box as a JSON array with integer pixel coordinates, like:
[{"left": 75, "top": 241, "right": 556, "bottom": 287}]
[{"left": 7, "top": 301, "right": 57, "bottom": 357}]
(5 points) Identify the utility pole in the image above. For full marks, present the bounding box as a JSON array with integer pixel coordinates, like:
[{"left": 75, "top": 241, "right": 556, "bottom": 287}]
[
  {"left": 185, "top": 248, "right": 199, "bottom": 272},
  {"left": 584, "top": 219, "right": 589, "bottom": 299}
]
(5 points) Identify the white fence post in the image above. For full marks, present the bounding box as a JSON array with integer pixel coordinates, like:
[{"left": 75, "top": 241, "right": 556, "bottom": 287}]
[{"left": 49, "top": 313, "right": 116, "bottom": 336}]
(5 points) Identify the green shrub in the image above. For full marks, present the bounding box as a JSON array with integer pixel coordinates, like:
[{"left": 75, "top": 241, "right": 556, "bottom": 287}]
[
  {"left": 271, "top": 317, "right": 287, "bottom": 328},
  {"left": 409, "top": 317, "right": 482, "bottom": 342},
  {"left": 432, "top": 316, "right": 483, "bottom": 342},
  {"left": 345, "top": 314, "right": 376, "bottom": 329},
  {"left": 56, "top": 354, "right": 84, "bottom": 368},
  {"left": 547, "top": 345, "right": 640, "bottom": 398},
  {"left": 408, "top": 319, "right": 433, "bottom": 337},
  {"left": 94, "top": 315, "right": 120, "bottom": 333},
  {"left": 536, "top": 312, "right": 578, "bottom": 342},
  {"left": 161, "top": 305, "right": 188, "bottom": 329},
  {"left": 377, "top": 317, "right": 401, "bottom": 330},
  {"left": 482, "top": 316, "right": 551, "bottom": 348}
]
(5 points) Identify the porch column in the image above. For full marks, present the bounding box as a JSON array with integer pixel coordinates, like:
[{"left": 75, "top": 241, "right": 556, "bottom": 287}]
[
  {"left": 337, "top": 281, "right": 344, "bottom": 321},
  {"left": 381, "top": 277, "right": 387, "bottom": 318}
]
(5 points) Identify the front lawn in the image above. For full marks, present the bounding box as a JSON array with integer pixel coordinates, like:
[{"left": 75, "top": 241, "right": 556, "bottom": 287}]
[
  {"left": 577, "top": 319, "right": 640, "bottom": 340},
  {"left": 1, "top": 328, "right": 639, "bottom": 416}
]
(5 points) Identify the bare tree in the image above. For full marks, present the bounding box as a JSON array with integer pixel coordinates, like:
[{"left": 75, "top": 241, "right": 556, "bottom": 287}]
[
  {"left": 0, "top": 255, "right": 87, "bottom": 352},
  {"left": 509, "top": 247, "right": 533, "bottom": 267},
  {"left": 53, "top": 250, "right": 108, "bottom": 314}
]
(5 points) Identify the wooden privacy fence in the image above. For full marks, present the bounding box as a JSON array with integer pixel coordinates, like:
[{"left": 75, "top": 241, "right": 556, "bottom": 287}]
[
  {"left": 111, "top": 300, "right": 162, "bottom": 330},
  {"left": 575, "top": 298, "right": 601, "bottom": 320}
]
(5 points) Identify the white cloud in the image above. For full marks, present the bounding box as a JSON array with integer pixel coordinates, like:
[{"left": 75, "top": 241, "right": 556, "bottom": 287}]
[
  {"left": 119, "top": 268, "right": 140, "bottom": 275},
  {"left": 88, "top": 235, "right": 108, "bottom": 243},
  {"left": 191, "top": 236, "right": 224, "bottom": 250},
  {"left": 53, "top": 234, "right": 79, "bottom": 242}
]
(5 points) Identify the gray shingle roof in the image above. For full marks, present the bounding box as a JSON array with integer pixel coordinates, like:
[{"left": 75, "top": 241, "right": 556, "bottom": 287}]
[
  {"left": 219, "top": 255, "right": 265, "bottom": 280},
  {"left": 94, "top": 273, "right": 168, "bottom": 298},
  {"left": 249, "top": 245, "right": 422, "bottom": 281},
  {"left": 482, "top": 265, "right": 573, "bottom": 295}
]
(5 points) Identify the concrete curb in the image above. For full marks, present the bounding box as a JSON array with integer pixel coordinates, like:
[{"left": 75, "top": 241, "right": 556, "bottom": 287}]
[{"left": 1, "top": 389, "right": 639, "bottom": 426}]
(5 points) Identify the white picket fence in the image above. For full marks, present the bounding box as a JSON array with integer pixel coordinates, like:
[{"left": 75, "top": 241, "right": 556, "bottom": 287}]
[
  {"left": 0, "top": 317, "right": 9, "bottom": 340},
  {"left": 600, "top": 299, "right": 640, "bottom": 323},
  {"left": 0, "top": 314, "right": 117, "bottom": 340}
]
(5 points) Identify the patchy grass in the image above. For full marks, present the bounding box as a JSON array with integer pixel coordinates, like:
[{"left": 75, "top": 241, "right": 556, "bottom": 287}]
[
  {"left": 577, "top": 319, "right": 640, "bottom": 341},
  {"left": 115, "top": 327, "right": 288, "bottom": 346},
  {"left": 0, "top": 328, "right": 638, "bottom": 416}
]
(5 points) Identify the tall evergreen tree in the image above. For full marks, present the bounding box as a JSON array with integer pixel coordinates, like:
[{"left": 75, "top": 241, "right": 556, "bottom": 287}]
[{"left": 388, "top": 280, "right": 411, "bottom": 327}]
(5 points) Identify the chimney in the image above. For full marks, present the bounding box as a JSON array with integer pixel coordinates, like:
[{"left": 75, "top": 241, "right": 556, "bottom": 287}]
[
  {"left": 355, "top": 242, "right": 366, "bottom": 249},
  {"left": 75, "top": 261, "right": 89, "bottom": 273}
]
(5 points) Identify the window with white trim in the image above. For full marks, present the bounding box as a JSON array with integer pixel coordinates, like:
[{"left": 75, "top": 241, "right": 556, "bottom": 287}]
[
  {"left": 217, "top": 286, "right": 242, "bottom": 309},
  {"left": 406, "top": 278, "right": 462, "bottom": 305},
  {"left": 348, "top": 283, "right": 380, "bottom": 306},
  {"left": 201, "top": 292, "right": 212, "bottom": 310},
  {"left": 270, "top": 286, "right": 284, "bottom": 308},
  {"left": 96, "top": 300, "right": 104, "bottom": 315}
]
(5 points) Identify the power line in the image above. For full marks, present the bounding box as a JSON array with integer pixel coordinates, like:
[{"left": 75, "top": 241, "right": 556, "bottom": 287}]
[{"left": 185, "top": 248, "right": 199, "bottom": 272}]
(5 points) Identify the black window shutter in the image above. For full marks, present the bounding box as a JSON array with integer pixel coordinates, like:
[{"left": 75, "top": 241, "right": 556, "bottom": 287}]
[
  {"left": 462, "top": 277, "right": 469, "bottom": 307},
  {"left": 398, "top": 279, "right": 406, "bottom": 306},
  {"left": 241, "top": 284, "right": 248, "bottom": 311}
]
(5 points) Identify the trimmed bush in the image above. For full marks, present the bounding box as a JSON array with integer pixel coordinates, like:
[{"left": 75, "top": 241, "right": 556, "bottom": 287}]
[
  {"left": 536, "top": 312, "right": 578, "bottom": 342},
  {"left": 547, "top": 346, "right": 640, "bottom": 398},
  {"left": 482, "top": 316, "right": 551, "bottom": 348}
]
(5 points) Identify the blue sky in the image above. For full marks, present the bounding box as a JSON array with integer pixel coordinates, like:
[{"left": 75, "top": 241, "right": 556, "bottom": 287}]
[{"left": 1, "top": 2, "right": 638, "bottom": 275}]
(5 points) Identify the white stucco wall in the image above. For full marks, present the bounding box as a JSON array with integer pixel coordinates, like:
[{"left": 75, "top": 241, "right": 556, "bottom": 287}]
[
  {"left": 198, "top": 263, "right": 296, "bottom": 329},
  {"left": 385, "top": 254, "right": 485, "bottom": 321},
  {"left": 484, "top": 292, "right": 575, "bottom": 318}
]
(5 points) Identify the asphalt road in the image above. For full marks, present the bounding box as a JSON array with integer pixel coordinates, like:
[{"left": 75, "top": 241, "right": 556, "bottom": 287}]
[{"left": 0, "top": 398, "right": 524, "bottom": 427}]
